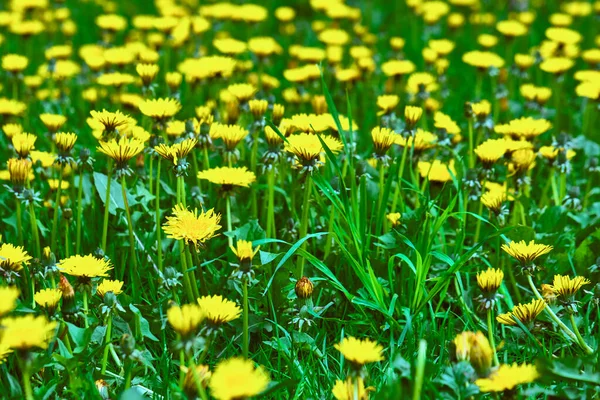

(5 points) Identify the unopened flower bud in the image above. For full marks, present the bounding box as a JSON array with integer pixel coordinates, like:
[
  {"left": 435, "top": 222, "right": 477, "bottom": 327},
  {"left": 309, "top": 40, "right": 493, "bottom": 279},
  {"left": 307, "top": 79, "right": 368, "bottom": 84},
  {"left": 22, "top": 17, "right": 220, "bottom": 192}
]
[
  {"left": 120, "top": 334, "right": 136, "bottom": 357},
  {"left": 183, "top": 364, "right": 211, "bottom": 398},
  {"left": 295, "top": 277, "right": 314, "bottom": 299}
]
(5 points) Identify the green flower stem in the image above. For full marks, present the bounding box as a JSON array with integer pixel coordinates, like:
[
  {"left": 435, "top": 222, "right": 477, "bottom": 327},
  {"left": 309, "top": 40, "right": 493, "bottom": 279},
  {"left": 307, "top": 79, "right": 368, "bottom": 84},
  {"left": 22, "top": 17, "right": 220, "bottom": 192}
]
[
  {"left": 101, "top": 166, "right": 113, "bottom": 252},
  {"left": 323, "top": 204, "right": 336, "bottom": 259},
  {"left": 468, "top": 120, "right": 475, "bottom": 169},
  {"left": 179, "top": 241, "right": 195, "bottom": 303},
  {"left": 82, "top": 290, "right": 89, "bottom": 328},
  {"left": 155, "top": 160, "right": 163, "bottom": 272},
  {"left": 65, "top": 221, "right": 70, "bottom": 258},
  {"left": 550, "top": 172, "right": 560, "bottom": 205},
  {"left": 225, "top": 196, "right": 233, "bottom": 248},
  {"left": 487, "top": 309, "right": 499, "bottom": 366},
  {"left": 473, "top": 200, "right": 484, "bottom": 244},
  {"left": 19, "top": 358, "right": 33, "bottom": 400},
  {"left": 265, "top": 168, "right": 276, "bottom": 240},
  {"left": 123, "top": 359, "right": 133, "bottom": 389},
  {"left": 526, "top": 275, "right": 592, "bottom": 353},
  {"left": 148, "top": 154, "right": 154, "bottom": 196},
  {"left": 391, "top": 143, "right": 409, "bottom": 214},
  {"left": 505, "top": 262, "right": 522, "bottom": 303},
  {"left": 412, "top": 339, "right": 427, "bottom": 400},
  {"left": 242, "top": 277, "right": 249, "bottom": 359},
  {"left": 51, "top": 165, "right": 64, "bottom": 251},
  {"left": 296, "top": 175, "right": 312, "bottom": 279},
  {"left": 185, "top": 244, "right": 201, "bottom": 299},
  {"left": 377, "top": 162, "right": 386, "bottom": 231},
  {"left": 569, "top": 314, "right": 594, "bottom": 355},
  {"left": 75, "top": 169, "right": 84, "bottom": 254},
  {"left": 15, "top": 197, "right": 24, "bottom": 246},
  {"left": 538, "top": 167, "right": 554, "bottom": 208},
  {"left": 179, "top": 349, "right": 185, "bottom": 387},
  {"left": 559, "top": 171, "right": 566, "bottom": 202},
  {"left": 121, "top": 176, "right": 138, "bottom": 276},
  {"left": 28, "top": 203, "right": 41, "bottom": 259},
  {"left": 188, "top": 356, "right": 209, "bottom": 400},
  {"left": 101, "top": 315, "right": 113, "bottom": 375}
]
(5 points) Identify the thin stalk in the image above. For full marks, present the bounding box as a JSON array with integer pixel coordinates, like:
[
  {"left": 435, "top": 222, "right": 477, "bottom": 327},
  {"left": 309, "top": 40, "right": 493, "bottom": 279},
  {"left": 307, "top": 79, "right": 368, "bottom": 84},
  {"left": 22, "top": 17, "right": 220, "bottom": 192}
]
[
  {"left": 569, "top": 314, "right": 594, "bottom": 355},
  {"left": 242, "top": 278, "right": 249, "bottom": 358},
  {"left": 225, "top": 196, "right": 233, "bottom": 248},
  {"left": 123, "top": 360, "right": 133, "bottom": 389},
  {"left": 149, "top": 155, "right": 154, "bottom": 196},
  {"left": 189, "top": 243, "right": 207, "bottom": 296},
  {"left": 101, "top": 315, "right": 113, "bottom": 375},
  {"left": 377, "top": 162, "right": 386, "bottom": 230},
  {"left": 559, "top": 171, "right": 566, "bottom": 202},
  {"left": 412, "top": 339, "right": 427, "bottom": 400},
  {"left": 551, "top": 173, "right": 560, "bottom": 205},
  {"left": 179, "top": 241, "right": 195, "bottom": 303},
  {"left": 473, "top": 200, "right": 484, "bottom": 243},
  {"left": 391, "top": 144, "right": 409, "bottom": 214},
  {"left": 64, "top": 222, "right": 70, "bottom": 257},
  {"left": 179, "top": 349, "right": 185, "bottom": 387},
  {"left": 28, "top": 203, "right": 41, "bottom": 259},
  {"left": 121, "top": 176, "right": 138, "bottom": 276},
  {"left": 184, "top": 244, "right": 200, "bottom": 299},
  {"left": 526, "top": 275, "right": 592, "bottom": 354},
  {"left": 296, "top": 176, "right": 312, "bottom": 279},
  {"left": 155, "top": 160, "right": 163, "bottom": 272},
  {"left": 468, "top": 120, "right": 475, "bottom": 169},
  {"left": 188, "top": 356, "right": 209, "bottom": 400},
  {"left": 51, "top": 165, "right": 64, "bottom": 251},
  {"left": 20, "top": 359, "right": 33, "bottom": 400},
  {"left": 76, "top": 169, "right": 84, "bottom": 254},
  {"left": 266, "top": 168, "right": 276, "bottom": 240},
  {"left": 82, "top": 290, "right": 89, "bottom": 328},
  {"left": 487, "top": 309, "right": 499, "bottom": 366},
  {"left": 101, "top": 167, "right": 114, "bottom": 251}
]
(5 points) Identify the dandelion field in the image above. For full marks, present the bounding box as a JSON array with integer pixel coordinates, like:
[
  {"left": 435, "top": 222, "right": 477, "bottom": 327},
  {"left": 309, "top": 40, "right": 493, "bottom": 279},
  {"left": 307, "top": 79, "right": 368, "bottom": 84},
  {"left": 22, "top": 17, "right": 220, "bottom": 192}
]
[{"left": 1, "top": 0, "right": 600, "bottom": 398}]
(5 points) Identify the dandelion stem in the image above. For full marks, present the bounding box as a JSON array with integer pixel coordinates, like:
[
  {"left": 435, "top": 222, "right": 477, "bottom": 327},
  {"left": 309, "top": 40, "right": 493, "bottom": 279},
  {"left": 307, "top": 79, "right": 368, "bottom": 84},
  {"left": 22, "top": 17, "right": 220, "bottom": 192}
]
[
  {"left": 185, "top": 244, "right": 200, "bottom": 299},
  {"left": 123, "top": 359, "right": 133, "bottom": 389},
  {"left": 76, "top": 169, "right": 84, "bottom": 254},
  {"left": 487, "top": 309, "right": 499, "bottom": 366},
  {"left": 468, "top": 120, "right": 475, "bottom": 169},
  {"left": 266, "top": 168, "right": 276, "bottom": 240},
  {"left": 101, "top": 315, "right": 113, "bottom": 375},
  {"left": 82, "top": 290, "right": 89, "bottom": 328},
  {"left": 121, "top": 176, "right": 138, "bottom": 276},
  {"left": 412, "top": 339, "right": 427, "bottom": 400},
  {"left": 225, "top": 196, "right": 233, "bottom": 248},
  {"left": 377, "top": 162, "right": 386, "bottom": 232},
  {"left": 391, "top": 144, "right": 409, "bottom": 214},
  {"left": 569, "top": 314, "right": 594, "bottom": 355},
  {"left": 19, "top": 359, "right": 34, "bottom": 400},
  {"left": 242, "top": 277, "right": 250, "bottom": 359},
  {"left": 296, "top": 175, "right": 312, "bottom": 279},
  {"left": 155, "top": 159, "right": 163, "bottom": 272},
  {"left": 149, "top": 154, "right": 154, "bottom": 196},
  {"left": 101, "top": 166, "right": 113, "bottom": 252},
  {"left": 28, "top": 203, "right": 41, "bottom": 259},
  {"left": 188, "top": 356, "right": 209, "bottom": 400},
  {"left": 51, "top": 165, "right": 64, "bottom": 252},
  {"left": 15, "top": 197, "right": 24, "bottom": 246},
  {"left": 179, "top": 241, "right": 195, "bottom": 303}
]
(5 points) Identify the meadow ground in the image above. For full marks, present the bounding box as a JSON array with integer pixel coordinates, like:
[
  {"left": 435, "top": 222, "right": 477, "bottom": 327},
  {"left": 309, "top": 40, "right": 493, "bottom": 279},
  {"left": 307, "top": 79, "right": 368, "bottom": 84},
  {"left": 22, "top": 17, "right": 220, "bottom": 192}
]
[{"left": 0, "top": 0, "right": 600, "bottom": 399}]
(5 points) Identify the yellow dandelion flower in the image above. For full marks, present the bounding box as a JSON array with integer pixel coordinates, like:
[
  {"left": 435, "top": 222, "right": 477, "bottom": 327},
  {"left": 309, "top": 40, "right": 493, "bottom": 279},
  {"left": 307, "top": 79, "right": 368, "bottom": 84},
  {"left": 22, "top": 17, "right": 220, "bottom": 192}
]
[
  {"left": 2, "top": 123, "right": 23, "bottom": 139},
  {"left": 477, "top": 268, "right": 504, "bottom": 294},
  {"left": 198, "top": 166, "right": 256, "bottom": 188},
  {"left": 162, "top": 204, "right": 221, "bottom": 247},
  {"left": 2, "top": 54, "right": 28, "bottom": 73},
  {"left": 136, "top": 63, "right": 159, "bottom": 86},
  {"left": 418, "top": 159, "right": 456, "bottom": 183},
  {"left": 183, "top": 364, "right": 211, "bottom": 398},
  {"left": 97, "top": 279, "right": 124, "bottom": 298},
  {"left": 404, "top": 105, "right": 423, "bottom": 127},
  {"left": 496, "top": 20, "right": 528, "bottom": 37},
  {"left": 210, "top": 123, "right": 249, "bottom": 150},
  {"left": 54, "top": 132, "right": 78, "bottom": 154},
  {"left": 227, "top": 83, "right": 257, "bottom": 103},
  {"left": 452, "top": 331, "right": 493, "bottom": 376},
  {"left": 139, "top": 98, "right": 181, "bottom": 120},
  {"left": 463, "top": 50, "right": 505, "bottom": 69},
  {"left": 167, "top": 303, "right": 205, "bottom": 337},
  {"left": 395, "top": 129, "right": 437, "bottom": 151},
  {"left": 335, "top": 336, "right": 384, "bottom": 367},
  {"left": 496, "top": 299, "right": 546, "bottom": 326},
  {"left": 40, "top": 113, "right": 67, "bottom": 132},
  {"left": 11, "top": 132, "right": 37, "bottom": 158},
  {"left": 481, "top": 190, "right": 506, "bottom": 214},
  {"left": 34, "top": 288, "right": 62, "bottom": 313},
  {"left": 154, "top": 138, "right": 197, "bottom": 165},
  {"left": 209, "top": 357, "right": 270, "bottom": 400},
  {"left": 476, "top": 363, "right": 539, "bottom": 392},
  {"left": 97, "top": 137, "right": 145, "bottom": 169},
  {"left": 501, "top": 240, "right": 552, "bottom": 265},
  {"left": 0, "top": 286, "right": 19, "bottom": 316},
  {"left": 546, "top": 27, "right": 582, "bottom": 45},
  {"left": 371, "top": 126, "right": 396, "bottom": 155},
  {"left": 7, "top": 158, "right": 32, "bottom": 186},
  {"left": 90, "top": 109, "right": 131, "bottom": 133},
  {"left": 471, "top": 100, "right": 492, "bottom": 119},
  {"left": 387, "top": 212, "right": 401, "bottom": 227},
  {"left": 284, "top": 133, "right": 343, "bottom": 165},
  {"left": 548, "top": 275, "right": 590, "bottom": 299},
  {"left": 377, "top": 94, "right": 399, "bottom": 115},
  {"left": 197, "top": 295, "right": 241, "bottom": 325},
  {"left": 230, "top": 239, "right": 260, "bottom": 262},
  {"left": 1, "top": 315, "right": 57, "bottom": 350},
  {"left": 0, "top": 243, "right": 32, "bottom": 272},
  {"left": 381, "top": 59, "right": 415, "bottom": 77},
  {"left": 475, "top": 139, "right": 507, "bottom": 168},
  {"left": 58, "top": 254, "right": 113, "bottom": 279},
  {"left": 540, "top": 57, "right": 574, "bottom": 75},
  {"left": 434, "top": 112, "right": 461, "bottom": 135},
  {"left": 332, "top": 377, "right": 373, "bottom": 400}
]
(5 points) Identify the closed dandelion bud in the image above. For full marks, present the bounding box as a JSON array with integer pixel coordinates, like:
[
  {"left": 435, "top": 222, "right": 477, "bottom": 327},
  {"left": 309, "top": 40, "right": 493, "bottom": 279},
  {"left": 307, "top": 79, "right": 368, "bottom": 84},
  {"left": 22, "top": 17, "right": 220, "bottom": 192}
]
[
  {"left": 183, "top": 364, "right": 211, "bottom": 398},
  {"left": 452, "top": 331, "right": 493, "bottom": 378},
  {"left": 295, "top": 277, "right": 314, "bottom": 299},
  {"left": 120, "top": 333, "right": 136, "bottom": 357},
  {"left": 249, "top": 99, "right": 268, "bottom": 119},
  {"left": 95, "top": 379, "right": 110, "bottom": 400},
  {"left": 59, "top": 274, "right": 75, "bottom": 301},
  {"left": 272, "top": 104, "right": 285, "bottom": 125},
  {"left": 404, "top": 105, "right": 423, "bottom": 129}
]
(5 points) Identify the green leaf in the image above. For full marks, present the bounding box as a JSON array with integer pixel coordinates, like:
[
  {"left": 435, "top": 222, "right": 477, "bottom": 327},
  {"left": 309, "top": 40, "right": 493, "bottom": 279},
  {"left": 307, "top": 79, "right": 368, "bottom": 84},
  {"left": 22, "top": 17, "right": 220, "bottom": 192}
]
[
  {"left": 259, "top": 250, "right": 280, "bottom": 265},
  {"left": 129, "top": 304, "right": 159, "bottom": 342},
  {"left": 65, "top": 322, "right": 93, "bottom": 353},
  {"left": 93, "top": 172, "right": 126, "bottom": 216},
  {"left": 120, "top": 388, "right": 146, "bottom": 400}
]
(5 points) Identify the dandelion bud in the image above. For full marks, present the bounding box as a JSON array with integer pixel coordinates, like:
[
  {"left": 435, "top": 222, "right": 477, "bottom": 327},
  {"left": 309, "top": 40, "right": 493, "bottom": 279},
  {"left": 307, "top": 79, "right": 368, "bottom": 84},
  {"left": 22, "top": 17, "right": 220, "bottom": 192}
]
[
  {"left": 95, "top": 379, "right": 110, "bottom": 400},
  {"left": 452, "top": 331, "right": 493, "bottom": 377},
  {"left": 295, "top": 277, "right": 314, "bottom": 299},
  {"left": 404, "top": 105, "right": 423, "bottom": 129},
  {"left": 183, "top": 364, "right": 211, "bottom": 398},
  {"left": 272, "top": 103, "right": 285, "bottom": 125},
  {"left": 59, "top": 274, "right": 75, "bottom": 301},
  {"left": 120, "top": 334, "right": 136, "bottom": 357},
  {"left": 311, "top": 95, "right": 328, "bottom": 115}
]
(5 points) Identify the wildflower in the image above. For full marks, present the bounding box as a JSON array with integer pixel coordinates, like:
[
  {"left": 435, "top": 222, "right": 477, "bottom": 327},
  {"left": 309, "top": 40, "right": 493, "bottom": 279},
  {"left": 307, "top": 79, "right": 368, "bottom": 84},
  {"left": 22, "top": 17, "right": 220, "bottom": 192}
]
[
  {"left": 481, "top": 190, "right": 507, "bottom": 219},
  {"left": 404, "top": 106, "right": 423, "bottom": 129},
  {"left": 97, "top": 137, "right": 145, "bottom": 175},
  {"left": 227, "top": 83, "right": 257, "bottom": 104},
  {"left": 332, "top": 377, "right": 372, "bottom": 400},
  {"left": 545, "top": 27, "right": 582, "bottom": 45},
  {"left": 230, "top": 239, "right": 260, "bottom": 280},
  {"left": 496, "top": 20, "right": 528, "bottom": 38},
  {"left": 377, "top": 95, "right": 399, "bottom": 116},
  {"left": 11, "top": 132, "right": 36, "bottom": 158},
  {"left": 284, "top": 133, "right": 343, "bottom": 173},
  {"left": 475, "top": 139, "right": 507, "bottom": 169},
  {"left": 167, "top": 303, "right": 205, "bottom": 338},
  {"left": 476, "top": 268, "right": 504, "bottom": 310},
  {"left": 2, "top": 54, "right": 28, "bottom": 73},
  {"left": 386, "top": 212, "right": 401, "bottom": 227},
  {"left": 371, "top": 126, "right": 396, "bottom": 163},
  {"left": 335, "top": 336, "right": 384, "bottom": 368},
  {"left": 418, "top": 159, "right": 456, "bottom": 183},
  {"left": 0, "top": 286, "right": 19, "bottom": 316},
  {"left": 381, "top": 59, "right": 415, "bottom": 78},
  {"left": 136, "top": 63, "right": 159, "bottom": 86},
  {"left": 210, "top": 123, "right": 249, "bottom": 154},
  {"left": 40, "top": 114, "right": 67, "bottom": 133},
  {"left": 248, "top": 36, "right": 283, "bottom": 57},
  {"left": 452, "top": 331, "right": 493, "bottom": 377},
  {"left": 139, "top": 98, "right": 181, "bottom": 121},
  {"left": 97, "top": 279, "right": 124, "bottom": 298},
  {"left": 198, "top": 166, "right": 256, "bottom": 191},
  {"left": 434, "top": 112, "right": 461, "bottom": 135},
  {"left": 1, "top": 315, "right": 57, "bottom": 350},
  {"left": 395, "top": 129, "right": 437, "bottom": 152},
  {"left": 502, "top": 240, "right": 552, "bottom": 271},
  {"left": 0, "top": 243, "right": 31, "bottom": 272},
  {"left": 463, "top": 50, "right": 505, "bottom": 70},
  {"left": 548, "top": 275, "right": 590, "bottom": 312},
  {"left": 475, "top": 363, "right": 539, "bottom": 392},
  {"left": 58, "top": 254, "right": 112, "bottom": 279},
  {"left": 7, "top": 158, "right": 32, "bottom": 188},
  {"left": 540, "top": 57, "right": 574, "bottom": 75},
  {"left": 90, "top": 110, "right": 131, "bottom": 134},
  {"left": 183, "top": 364, "right": 211, "bottom": 399},
  {"left": 295, "top": 277, "right": 314, "bottom": 299},
  {"left": 34, "top": 288, "right": 62, "bottom": 314},
  {"left": 496, "top": 299, "right": 546, "bottom": 326},
  {"left": 154, "top": 138, "right": 197, "bottom": 175},
  {"left": 163, "top": 204, "right": 221, "bottom": 248},
  {"left": 197, "top": 295, "right": 241, "bottom": 326},
  {"left": 470, "top": 100, "right": 492, "bottom": 121},
  {"left": 209, "top": 357, "right": 270, "bottom": 400}
]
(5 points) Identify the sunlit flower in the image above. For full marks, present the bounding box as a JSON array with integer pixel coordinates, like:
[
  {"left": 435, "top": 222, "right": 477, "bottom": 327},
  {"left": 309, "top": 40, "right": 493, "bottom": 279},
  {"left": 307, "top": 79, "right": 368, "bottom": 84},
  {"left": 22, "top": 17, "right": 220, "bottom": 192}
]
[
  {"left": 476, "top": 268, "right": 504, "bottom": 310},
  {"left": 371, "top": 126, "right": 396, "bottom": 159},
  {"left": 548, "top": 275, "right": 590, "bottom": 300},
  {"left": 476, "top": 363, "right": 539, "bottom": 392},
  {"left": 97, "top": 137, "right": 145, "bottom": 173},
  {"left": 386, "top": 212, "right": 401, "bottom": 227},
  {"left": 96, "top": 279, "right": 124, "bottom": 298},
  {"left": 452, "top": 331, "right": 493, "bottom": 377},
  {"left": 395, "top": 129, "right": 437, "bottom": 152},
  {"left": 0, "top": 286, "right": 19, "bottom": 316},
  {"left": 332, "top": 377, "right": 373, "bottom": 400},
  {"left": 163, "top": 204, "right": 221, "bottom": 247},
  {"left": 502, "top": 240, "right": 552, "bottom": 266},
  {"left": 284, "top": 133, "right": 343, "bottom": 172},
  {"left": 1, "top": 315, "right": 57, "bottom": 350},
  {"left": 198, "top": 166, "right": 256, "bottom": 189},
  {"left": 0, "top": 243, "right": 32, "bottom": 272},
  {"left": 335, "top": 336, "right": 384, "bottom": 367},
  {"left": 209, "top": 357, "right": 270, "bottom": 400},
  {"left": 40, "top": 113, "right": 67, "bottom": 132},
  {"left": 197, "top": 295, "right": 241, "bottom": 325},
  {"left": 34, "top": 288, "right": 62, "bottom": 314},
  {"left": 418, "top": 159, "right": 456, "bottom": 183},
  {"left": 139, "top": 98, "right": 181, "bottom": 120},
  {"left": 377, "top": 94, "right": 399, "bottom": 115},
  {"left": 167, "top": 303, "right": 205, "bottom": 337},
  {"left": 11, "top": 132, "right": 37, "bottom": 158},
  {"left": 90, "top": 110, "right": 131, "bottom": 133},
  {"left": 58, "top": 254, "right": 112, "bottom": 279},
  {"left": 475, "top": 139, "right": 507, "bottom": 168},
  {"left": 496, "top": 299, "right": 546, "bottom": 326},
  {"left": 230, "top": 239, "right": 259, "bottom": 263},
  {"left": 136, "top": 63, "right": 159, "bottom": 86}
]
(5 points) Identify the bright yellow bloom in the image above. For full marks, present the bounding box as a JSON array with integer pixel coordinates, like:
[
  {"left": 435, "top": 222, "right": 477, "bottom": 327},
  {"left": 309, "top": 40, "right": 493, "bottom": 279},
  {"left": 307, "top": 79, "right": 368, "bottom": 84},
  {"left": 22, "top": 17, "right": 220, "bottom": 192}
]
[
  {"left": 1, "top": 315, "right": 57, "bottom": 350},
  {"left": 381, "top": 59, "right": 415, "bottom": 77},
  {"left": 197, "top": 295, "right": 241, "bottom": 325},
  {"left": 97, "top": 279, "right": 124, "bottom": 297},
  {"left": 97, "top": 137, "right": 145, "bottom": 167},
  {"left": 209, "top": 357, "right": 270, "bottom": 400},
  {"left": 0, "top": 342, "right": 11, "bottom": 365},
  {"left": 284, "top": 133, "right": 343, "bottom": 163},
  {"left": 496, "top": 299, "right": 546, "bottom": 326},
  {"left": 0, "top": 286, "right": 19, "bottom": 316},
  {"left": 2, "top": 123, "right": 23, "bottom": 139},
  {"left": 90, "top": 110, "right": 131, "bottom": 133},
  {"left": 404, "top": 105, "right": 423, "bottom": 127},
  {"left": 54, "top": 132, "right": 78, "bottom": 153},
  {"left": 463, "top": 50, "right": 505, "bottom": 69},
  {"left": 477, "top": 268, "right": 504, "bottom": 293},
  {"left": 11, "top": 132, "right": 37, "bottom": 158},
  {"left": 154, "top": 138, "right": 198, "bottom": 165},
  {"left": 167, "top": 303, "right": 205, "bottom": 337},
  {"left": 452, "top": 331, "right": 493, "bottom": 376},
  {"left": 210, "top": 123, "right": 249, "bottom": 150},
  {"left": 163, "top": 204, "right": 221, "bottom": 247},
  {"left": 0, "top": 243, "right": 32, "bottom": 272},
  {"left": 434, "top": 112, "right": 461, "bottom": 134},
  {"left": 545, "top": 27, "right": 582, "bottom": 45},
  {"left": 34, "top": 288, "right": 62, "bottom": 312},
  {"left": 227, "top": 83, "right": 257, "bottom": 103},
  {"left": 496, "top": 20, "right": 528, "bottom": 37},
  {"left": 7, "top": 158, "right": 33, "bottom": 186},
  {"left": 198, "top": 166, "right": 256, "bottom": 188},
  {"left": 136, "top": 63, "right": 159, "bottom": 85},
  {"left": 418, "top": 159, "right": 456, "bottom": 183},
  {"left": 501, "top": 240, "right": 552, "bottom": 264},
  {"left": 371, "top": 126, "right": 396, "bottom": 155},
  {"left": 481, "top": 190, "right": 506, "bottom": 214},
  {"left": 475, "top": 139, "right": 507, "bottom": 167},
  {"left": 139, "top": 98, "right": 181, "bottom": 119},
  {"left": 332, "top": 377, "right": 372, "bottom": 400},
  {"left": 40, "top": 113, "right": 67, "bottom": 132},
  {"left": 548, "top": 275, "right": 590, "bottom": 299},
  {"left": 386, "top": 212, "right": 401, "bottom": 227},
  {"left": 230, "top": 240, "right": 259, "bottom": 262},
  {"left": 476, "top": 363, "right": 539, "bottom": 392},
  {"left": 377, "top": 95, "right": 399, "bottom": 115},
  {"left": 335, "top": 336, "right": 384, "bottom": 366},
  {"left": 248, "top": 36, "right": 283, "bottom": 57},
  {"left": 183, "top": 364, "right": 211, "bottom": 398},
  {"left": 58, "top": 254, "right": 113, "bottom": 278},
  {"left": 395, "top": 129, "right": 437, "bottom": 151},
  {"left": 2, "top": 54, "right": 28, "bottom": 73},
  {"left": 471, "top": 100, "right": 492, "bottom": 118},
  {"left": 540, "top": 57, "right": 574, "bottom": 75}
]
